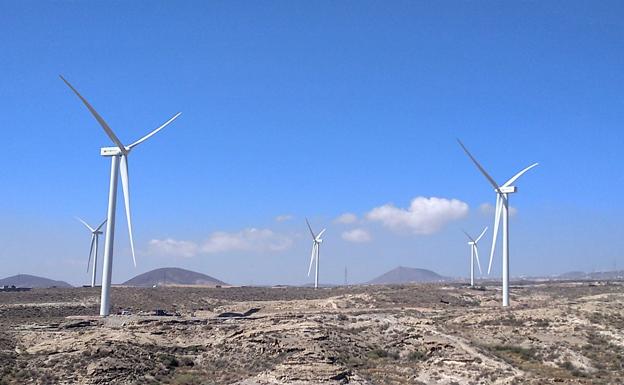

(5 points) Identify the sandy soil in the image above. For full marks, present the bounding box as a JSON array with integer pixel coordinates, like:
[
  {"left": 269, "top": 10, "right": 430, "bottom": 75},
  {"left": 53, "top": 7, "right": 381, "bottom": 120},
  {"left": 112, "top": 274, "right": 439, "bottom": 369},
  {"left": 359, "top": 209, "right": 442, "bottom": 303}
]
[{"left": 1, "top": 281, "right": 623, "bottom": 385}]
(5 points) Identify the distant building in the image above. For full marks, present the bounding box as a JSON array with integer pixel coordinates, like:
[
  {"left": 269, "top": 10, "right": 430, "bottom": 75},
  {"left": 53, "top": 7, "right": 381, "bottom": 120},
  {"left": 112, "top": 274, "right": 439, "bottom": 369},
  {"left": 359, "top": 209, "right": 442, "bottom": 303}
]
[{"left": 0, "top": 285, "right": 31, "bottom": 292}]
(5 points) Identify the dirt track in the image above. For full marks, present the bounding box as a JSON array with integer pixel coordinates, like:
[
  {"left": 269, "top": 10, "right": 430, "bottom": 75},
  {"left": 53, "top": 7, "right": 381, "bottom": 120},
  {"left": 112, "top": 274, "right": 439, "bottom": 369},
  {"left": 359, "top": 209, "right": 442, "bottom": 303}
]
[{"left": 1, "top": 281, "right": 623, "bottom": 384}]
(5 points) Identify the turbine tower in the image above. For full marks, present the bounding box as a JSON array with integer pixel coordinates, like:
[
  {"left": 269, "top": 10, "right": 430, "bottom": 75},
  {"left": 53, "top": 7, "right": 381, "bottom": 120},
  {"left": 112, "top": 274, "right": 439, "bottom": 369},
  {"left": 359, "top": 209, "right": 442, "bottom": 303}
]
[
  {"left": 458, "top": 140, "right": 537, "bottom": 307},
  {"left": 77, "top": 218, "right": 107, "bottom": 287},
  {"left": 306, "top": 218, "right": 326, "bottom": 289},
  {"left": 61, "top": 76, "right": 180, "bottom": 316},
  {"left": 462, "top": 227, "right": 487, "bottom": 287}
]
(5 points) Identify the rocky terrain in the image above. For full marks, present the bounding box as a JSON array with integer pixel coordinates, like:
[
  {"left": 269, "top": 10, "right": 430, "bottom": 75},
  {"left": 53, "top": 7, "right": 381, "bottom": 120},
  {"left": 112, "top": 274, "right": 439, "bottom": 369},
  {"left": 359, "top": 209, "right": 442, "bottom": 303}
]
[{"left": 0, "top": 281, "right": 623, "bottom": 384}]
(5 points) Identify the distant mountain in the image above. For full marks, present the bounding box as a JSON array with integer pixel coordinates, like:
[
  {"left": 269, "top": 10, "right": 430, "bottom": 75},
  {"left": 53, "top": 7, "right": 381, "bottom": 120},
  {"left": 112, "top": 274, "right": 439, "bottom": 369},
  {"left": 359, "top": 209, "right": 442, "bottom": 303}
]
[
  {"left": 302, "top": 283, "right": 340, "bottom": 288},
  {"left": 0, "top": 274, "right": 72, "bottom": 288},
  {"left": 368, "top": 266, "right": 447, "bottom": 285},
  {"left": 558, "top": 270, "right": 624, "bottom": 280},
  {"left": 558, "top": 271, "right": 587, "bottom": 279},
  {"left": 123, "top": 267, "right": 228, "bottom": 287}
]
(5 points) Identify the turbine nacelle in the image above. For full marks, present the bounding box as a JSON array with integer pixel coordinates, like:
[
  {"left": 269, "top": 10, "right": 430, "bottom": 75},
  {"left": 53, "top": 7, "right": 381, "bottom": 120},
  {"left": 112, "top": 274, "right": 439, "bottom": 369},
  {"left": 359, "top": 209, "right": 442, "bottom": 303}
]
[
  {"left": 100, "top": 146, "right": 129, "bottom": 157},
  {"left": 497, "top": 186, "right": 517, "bottom": 194},
  {"left": 76, "top": 217, "right": 107, "bottom": 235}
]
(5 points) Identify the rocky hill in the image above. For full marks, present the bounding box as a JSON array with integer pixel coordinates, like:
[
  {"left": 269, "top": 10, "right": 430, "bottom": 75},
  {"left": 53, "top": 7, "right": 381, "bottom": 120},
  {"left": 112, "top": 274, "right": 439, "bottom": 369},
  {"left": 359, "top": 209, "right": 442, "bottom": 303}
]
[
  {"left": 367, "top": 266, "right": 447, "bottom": 285},
  {"left": 0, "top": 274, "right": 72, "bottom": 288},
  {"left": 123, "top": 267, "right": 227, "bottom": 287}
]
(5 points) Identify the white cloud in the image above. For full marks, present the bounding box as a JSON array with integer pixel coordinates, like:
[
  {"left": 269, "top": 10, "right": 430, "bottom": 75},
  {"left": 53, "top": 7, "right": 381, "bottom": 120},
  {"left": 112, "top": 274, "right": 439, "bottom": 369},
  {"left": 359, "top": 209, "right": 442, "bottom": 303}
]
[
  {"left": 147, "top": 228, "right": 293, "bottom": 258},
  {"left": 275, "top": 214, "right": 293, "bottom": 222},
  {"left": 479, "top": 202, "right": 517, "bottom": 217},
  {"left": 202, "top": 228, "right": 292, "bottom": 253},
  {"left": 148, "top": 238, "right": 199, "bottom": 258},
  {"left": 335, "top": 213, "right": 357, "bottom": 224},
  {"left": 366, "top": 196, "right": 469, "bottom": 234},
  {"left": 341, "top": 228, "right": 372, "bottom": 243}
]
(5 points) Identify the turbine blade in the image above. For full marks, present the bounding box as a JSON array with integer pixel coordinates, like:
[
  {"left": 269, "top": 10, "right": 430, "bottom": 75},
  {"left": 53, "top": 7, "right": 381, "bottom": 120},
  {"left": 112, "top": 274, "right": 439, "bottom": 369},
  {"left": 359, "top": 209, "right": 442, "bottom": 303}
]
[
  {"left": 305, "top": 218, "right": 316, "bottom": 239},
  {"left": 461, "top": 229, "right": 474, "bottom": 242},
  {"left": 474, "top": 246, "right": 483, "bottom": 275},
  {"left": 76, "top": 217, "right": 95, "bottom": 232},
  {"left": 316, "top": 228, "right": 326, "bottom": 239},
  {"left": 502, "top": 163, "right": 539, "bottom": 188},
  {"left": 119, "top": 155, "right": 136, "bottom": 267},
  {"left": 307, "top": 243, "right": 317, "bottom": 276},
  {"left": 475, "top": 226, "right": 488, "bottom": 243},
  {"left": 488, "top": 195, "right": 503, "bottom": 274},
  {"left": 457, "top": 139, "right": 499, "bottom": 190},
  {"left": 60, "top": 75, "right": 127, "bottom": 154},
  {"left": 87, "top": 235, "right": 96, "bottom": 273},
  {"left": 127, "top": 112, "right": 181, "bottom": 150},
  {"left": 95, "top": 219, "right": 107, "bottom": 232}
]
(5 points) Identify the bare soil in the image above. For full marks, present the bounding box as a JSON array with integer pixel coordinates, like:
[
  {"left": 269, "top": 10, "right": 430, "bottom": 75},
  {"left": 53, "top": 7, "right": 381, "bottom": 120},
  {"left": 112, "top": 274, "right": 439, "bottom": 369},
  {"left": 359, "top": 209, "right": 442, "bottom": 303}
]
[{"left": 1, "top": 281, "right": 623, "bottom": 384}]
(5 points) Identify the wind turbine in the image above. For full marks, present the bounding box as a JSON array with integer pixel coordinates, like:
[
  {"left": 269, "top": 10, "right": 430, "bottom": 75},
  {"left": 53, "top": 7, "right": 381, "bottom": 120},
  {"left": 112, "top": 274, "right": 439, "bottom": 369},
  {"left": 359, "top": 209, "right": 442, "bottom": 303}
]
[
  {"left": 457, "top": 139, "right": 537, "bottom": 307},
  {"left": 61, "top": 76, "right": 181, "bottom": 316},
  {"left": 77, "top": 218, "right": 107, "bottom": 287},
  {"left": 462, "top": 227, "right": 487, "bottom": 287},
  {"left": 306, "top": 218, "right": 326, "bottom": 289}
]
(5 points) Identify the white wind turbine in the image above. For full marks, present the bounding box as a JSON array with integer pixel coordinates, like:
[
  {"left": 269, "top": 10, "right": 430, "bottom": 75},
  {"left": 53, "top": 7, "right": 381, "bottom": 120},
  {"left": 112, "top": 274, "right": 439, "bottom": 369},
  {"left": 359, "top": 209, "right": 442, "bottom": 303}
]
[
  {"left": 61, "top": 76, "right": 181, "bottom": 316},
  {"left": 77, "top": 218, "right": 107, "bottom": 287},
  {"left": 306, "top": 218, "right": 326, "bottom": 289},
  {"left": 462, "top": 227, "right": 487, "bottom": 287},
  {"left": 458, "top": 139, "right": 537, "bottom": 307}
]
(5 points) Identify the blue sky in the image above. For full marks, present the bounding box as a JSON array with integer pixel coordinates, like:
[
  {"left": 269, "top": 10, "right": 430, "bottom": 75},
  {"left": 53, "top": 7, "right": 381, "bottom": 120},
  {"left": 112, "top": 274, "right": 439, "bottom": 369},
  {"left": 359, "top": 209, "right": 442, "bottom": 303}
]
[{"left": 1, "top": 1, "right": 623, "bottom": 286}]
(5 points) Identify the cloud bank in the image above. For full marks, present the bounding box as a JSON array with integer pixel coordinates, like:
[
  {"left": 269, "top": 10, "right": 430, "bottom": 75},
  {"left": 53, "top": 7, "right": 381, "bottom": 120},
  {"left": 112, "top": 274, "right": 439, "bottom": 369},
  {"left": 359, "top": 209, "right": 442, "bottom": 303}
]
[
  {"left": 148, "top": 228, "right": 293, "bottom": 258},
  {"left": 147, "top": 239, "right": 199, "bottom": 258},
  {"left": 366, "top": 196, "right": 469, "bottom": 234}
]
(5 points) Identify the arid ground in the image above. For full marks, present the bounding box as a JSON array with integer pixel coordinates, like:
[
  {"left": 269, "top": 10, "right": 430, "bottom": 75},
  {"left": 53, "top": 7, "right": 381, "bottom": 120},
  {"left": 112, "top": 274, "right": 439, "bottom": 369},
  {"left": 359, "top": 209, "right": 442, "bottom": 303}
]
[{"left": 1, "top": 281, "right": 623, "bottom": 385}]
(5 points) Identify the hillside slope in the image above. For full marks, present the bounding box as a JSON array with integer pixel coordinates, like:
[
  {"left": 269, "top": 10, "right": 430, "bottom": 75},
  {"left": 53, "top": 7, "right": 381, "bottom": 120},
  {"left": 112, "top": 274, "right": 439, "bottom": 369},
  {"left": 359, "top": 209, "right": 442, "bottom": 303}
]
[
  {"left": 0, "top": 274, "right": 72, "bottom": 288},
  {"left": 368, "top": 266, "right": 446, "bottom": 285},
  {"left": 123, "top": 267, "right": 227, "bottom": 287}
]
